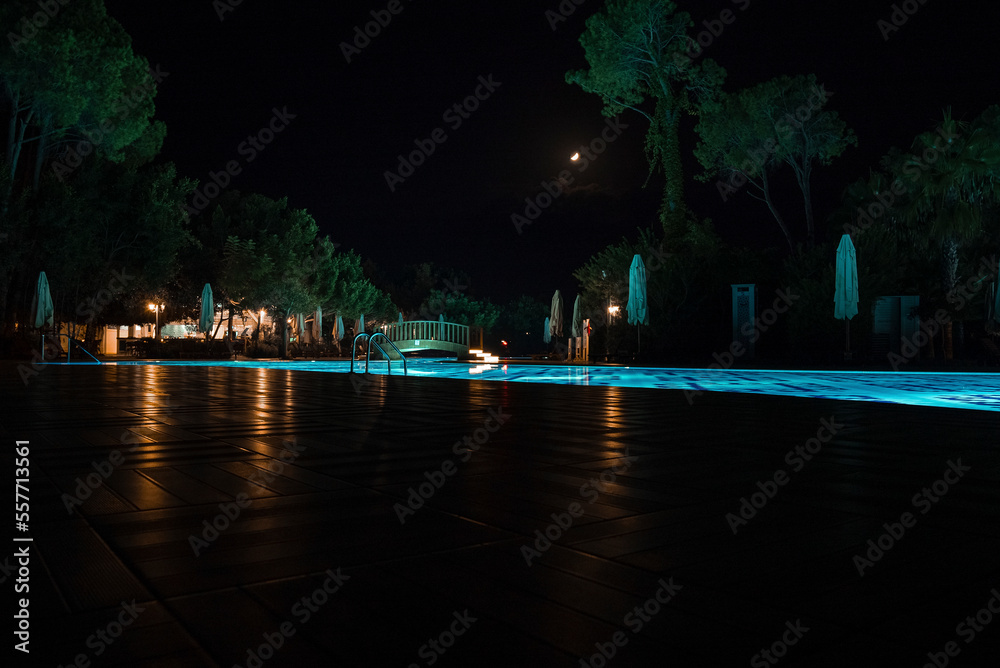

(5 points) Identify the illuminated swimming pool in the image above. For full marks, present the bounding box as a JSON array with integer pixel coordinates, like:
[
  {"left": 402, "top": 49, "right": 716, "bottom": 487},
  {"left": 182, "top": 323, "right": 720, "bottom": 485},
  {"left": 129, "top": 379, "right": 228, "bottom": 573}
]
[{"left": 102, "top": 358, "right": 1000, "bottom": 413}]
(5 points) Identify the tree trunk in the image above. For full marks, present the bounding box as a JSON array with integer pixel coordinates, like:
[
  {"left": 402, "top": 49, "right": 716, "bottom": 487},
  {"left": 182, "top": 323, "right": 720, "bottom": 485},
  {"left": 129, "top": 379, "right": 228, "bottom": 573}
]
[
  {"left": 84, "top": 319, "right": 99, "bottom": 354},
  {"left": 278, "top": 310, "right": 289, "bottom": 358},
  {"left": 800, "top": 161, "right": 815, "bottom": 246},
  {"left": 3, "top": 108, "right": 32, "bottom": 213},
  {"left": 32, "top": 116, "right": 51, "bottom": 191},
  {"left": 941, "top": 237, "right": 959, "bottom": 360},
  {"left": 761, "top": 169, "right": 795, "bottom": 254},
  {"left": 658, "top": 109, "right": 686, "bottom": 240},
  {"left": 6, "top": 91, "right": 18, "bottom": 166}
]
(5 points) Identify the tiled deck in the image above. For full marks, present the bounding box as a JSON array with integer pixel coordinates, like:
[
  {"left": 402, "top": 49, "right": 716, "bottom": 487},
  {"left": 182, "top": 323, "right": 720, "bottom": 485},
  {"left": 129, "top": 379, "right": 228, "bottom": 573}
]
[{"left": 2, "top": 363, "right": 999, "bottom": 666}]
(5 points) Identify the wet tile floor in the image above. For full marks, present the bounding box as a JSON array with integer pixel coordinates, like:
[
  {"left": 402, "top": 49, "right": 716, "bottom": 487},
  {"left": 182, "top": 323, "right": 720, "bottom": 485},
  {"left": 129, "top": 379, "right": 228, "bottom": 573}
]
[{"left": 2, "top": 363, "right": 999, "bottom": 666}]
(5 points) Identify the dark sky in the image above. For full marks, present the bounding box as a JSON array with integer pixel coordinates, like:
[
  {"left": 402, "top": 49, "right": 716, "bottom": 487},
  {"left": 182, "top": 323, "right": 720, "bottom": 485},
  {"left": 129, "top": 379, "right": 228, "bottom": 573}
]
[{"left": 103, "top": 0, "right": 1000, "bottom": 305}]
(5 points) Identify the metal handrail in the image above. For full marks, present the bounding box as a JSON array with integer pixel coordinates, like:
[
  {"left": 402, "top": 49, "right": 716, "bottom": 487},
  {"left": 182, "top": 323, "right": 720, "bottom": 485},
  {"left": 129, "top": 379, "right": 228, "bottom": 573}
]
[
  {"left": 367, "top": 332, "right": 407, "bottom": 375},
  {"left": 41, "top": 332, "right": 101, "bottom": 364},
  {"left": 383, "top": 320, "right": 469, "bottom": 347},
  {"left": 350, "top": 332, "right": 407, "bottom": 375}
]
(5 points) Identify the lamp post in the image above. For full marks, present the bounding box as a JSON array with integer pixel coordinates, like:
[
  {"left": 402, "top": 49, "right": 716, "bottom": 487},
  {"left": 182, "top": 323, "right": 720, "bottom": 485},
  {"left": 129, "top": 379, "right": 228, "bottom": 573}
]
[{"left": 148, "top": 303, "right": 164, "bottom": 341}]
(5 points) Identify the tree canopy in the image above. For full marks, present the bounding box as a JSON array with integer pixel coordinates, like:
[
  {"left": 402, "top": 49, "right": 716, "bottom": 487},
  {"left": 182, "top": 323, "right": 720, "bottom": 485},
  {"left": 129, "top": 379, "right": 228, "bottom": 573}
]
[
  {"left": 695, "top": 74, "right": 856, "bottom": 251},
  {"left": 566, "top": 0, "right": 726, "bottom": 238}
]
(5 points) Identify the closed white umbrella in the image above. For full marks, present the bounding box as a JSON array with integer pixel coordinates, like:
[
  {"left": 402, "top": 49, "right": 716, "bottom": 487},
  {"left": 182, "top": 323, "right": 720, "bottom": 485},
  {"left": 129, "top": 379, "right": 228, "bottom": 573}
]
[
  {"left": 31, "top": 270, "right": 54, "bottom": 358},
  {"left": 549, "top": 290, "right": 563, "bottom": 339},
  {"left": 834, "top": 234, "right": 859, "bottom": 353},
  {"left": 296, "top": 313, "right": 305, "bottom": 342},
  {"left": 31, "top": 271, "right": 54, "bottom": 328},
  {"left": 543, "top": 316, "right": 551, "bottom": 344},
  {"left": 627, "top": 254, "right": 649, "bottom": 353},
  {"left": 199, "top": 283, "right": 214, "bottom": 339},
  {"left": 334, "top": 315, "right": 344, "bottom": 342},
  {"left": 333, "top": 314, "right": 345, "bottom": 354},
  {"left": 313, "top": 306, "right": 323, "bottom": 341},
  {"left": 571, "top": 295, "right": 583, "bottom": 338}
]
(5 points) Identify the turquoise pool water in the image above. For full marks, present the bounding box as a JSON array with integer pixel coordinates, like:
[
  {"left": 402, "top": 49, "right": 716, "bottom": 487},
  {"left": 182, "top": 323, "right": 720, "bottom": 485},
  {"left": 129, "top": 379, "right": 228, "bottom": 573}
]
[{"left": 102, "top": 358, "right": 1000, "bottom": 413}]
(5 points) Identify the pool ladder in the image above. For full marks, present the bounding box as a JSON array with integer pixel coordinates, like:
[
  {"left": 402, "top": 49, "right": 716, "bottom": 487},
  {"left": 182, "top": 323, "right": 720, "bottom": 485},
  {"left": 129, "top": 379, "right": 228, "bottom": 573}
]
[
  {"left": 41, "top": 333, "right": 102, "bottom": 364},
  {"left": 350, "top": 332, "right": 407, "bottom": 375}
]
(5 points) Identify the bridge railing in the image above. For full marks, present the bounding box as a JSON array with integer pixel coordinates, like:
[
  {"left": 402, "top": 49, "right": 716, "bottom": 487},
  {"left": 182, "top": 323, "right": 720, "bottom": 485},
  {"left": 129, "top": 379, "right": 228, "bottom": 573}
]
[{"left": 383, "top": 321, "right": 469, "bottom": 348}]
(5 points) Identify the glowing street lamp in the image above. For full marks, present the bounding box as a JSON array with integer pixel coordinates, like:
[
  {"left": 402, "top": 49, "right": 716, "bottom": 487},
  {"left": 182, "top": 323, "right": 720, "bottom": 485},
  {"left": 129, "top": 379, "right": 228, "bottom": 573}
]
[{"left": 148, "top": 302, "right": 164, "bottom": 341}]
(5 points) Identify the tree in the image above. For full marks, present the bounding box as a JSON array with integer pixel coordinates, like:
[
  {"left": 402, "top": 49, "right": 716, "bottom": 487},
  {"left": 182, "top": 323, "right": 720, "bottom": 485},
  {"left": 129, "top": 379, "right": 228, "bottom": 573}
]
[
  {"left": 894, "top": 107, "right": 1000, "bottom": 358},
  {"left": 419, "top": 289, "right": 499, "bottom": 331},
  {"left": 572, "top": 222, "right": 725, "bottom": 361},
  {"left": 0, "top": 158, "right": 194, "bottom": 348},
  {"left": 496, "top": 295, "right": 548, "bottom": 355},
  {"left": 695, "top": 74, "right": 856, "bottom": 251},
  {"left": 0, "top": 0, "right": 163, "bottom": 207},
  {"left": 193, "top": 192, "right": 394, "bottom": 357},
  {"left": 566, "top": 0, "right": 725, "bottom": 238}
]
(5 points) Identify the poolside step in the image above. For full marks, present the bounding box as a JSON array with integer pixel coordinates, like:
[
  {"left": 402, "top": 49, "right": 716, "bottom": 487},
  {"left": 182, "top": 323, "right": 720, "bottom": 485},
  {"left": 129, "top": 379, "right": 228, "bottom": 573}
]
[{"left": 459, "top": 349, "right": 499, "bottom": 363}]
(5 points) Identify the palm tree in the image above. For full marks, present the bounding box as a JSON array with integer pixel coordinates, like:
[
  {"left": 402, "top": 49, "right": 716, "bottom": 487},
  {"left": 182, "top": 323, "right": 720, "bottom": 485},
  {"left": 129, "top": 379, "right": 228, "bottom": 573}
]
[{"left": 898, "top": 107, "right": 1000, "bottom": 358}]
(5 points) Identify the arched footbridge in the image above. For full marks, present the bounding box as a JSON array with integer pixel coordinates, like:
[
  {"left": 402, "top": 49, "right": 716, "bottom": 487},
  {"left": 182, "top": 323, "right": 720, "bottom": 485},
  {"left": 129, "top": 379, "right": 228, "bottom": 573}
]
[{"left": 380, "top": 320, "right": 475, "bottom": 355}]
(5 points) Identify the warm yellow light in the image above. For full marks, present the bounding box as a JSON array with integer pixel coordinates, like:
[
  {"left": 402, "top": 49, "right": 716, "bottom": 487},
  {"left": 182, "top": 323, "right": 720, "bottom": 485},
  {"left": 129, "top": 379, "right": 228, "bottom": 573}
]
[
  {"left": 570, "top": 152, "right": 580, "bottom": 161},
  {"left": 148, "top": 303, "right": 156, "bottom": 311},
  {"left": 608, "top": 305, "right": 619, "bottom": 315}
]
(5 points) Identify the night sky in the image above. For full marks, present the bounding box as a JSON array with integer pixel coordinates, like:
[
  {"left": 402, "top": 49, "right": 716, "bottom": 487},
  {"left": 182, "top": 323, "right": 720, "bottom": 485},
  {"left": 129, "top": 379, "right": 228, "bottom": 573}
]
[{"left": 103, "top": 0, "right": 1000, "bottom": 305}]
